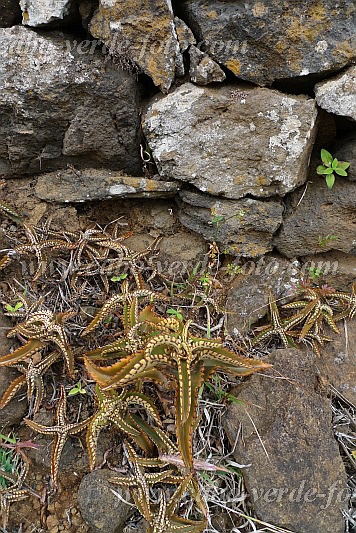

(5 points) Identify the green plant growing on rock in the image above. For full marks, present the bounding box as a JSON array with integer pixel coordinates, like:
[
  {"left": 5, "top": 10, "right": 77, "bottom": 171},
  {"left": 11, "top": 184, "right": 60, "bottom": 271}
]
[
  {"left": 318, "top": 234, "right": 337, "bottom": 248},
  {"left": 211, "top": 208, "right": 245, "bottom": 240},
  {"left": 308, "top": 266, "right": 323, "bottom": 280},
  {"left": 316, "top": 149, "right": 350, "bottom": 189}
]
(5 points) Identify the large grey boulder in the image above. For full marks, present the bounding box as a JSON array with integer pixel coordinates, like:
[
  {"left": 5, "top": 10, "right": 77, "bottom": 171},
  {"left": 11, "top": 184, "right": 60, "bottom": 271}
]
[
  {"left": 0, "top": 26, "right": 142, "bottom": 179},
  {"left": 315, "top": 66, "right": 356, "bottom": 121},
  {"left": 177, "top": 189, "right": 283, "bottom": 257},
  {"left": 143, "top": 83, "right": 318, "bottom": 199},
  {"left": 89, "top": 0, "right": 181, "bottom": 93},
  {"left": 223, "top": 348, "right": 348, "bottom": 533},
  {"left": 274, "top": 178, "right": 356, "bottom": 257},
  {"left": 179, "top": 0, "right": 356, "bottom": 85},
  {"left": 0, "top": 0, "right": 21, "bottom": 26}
]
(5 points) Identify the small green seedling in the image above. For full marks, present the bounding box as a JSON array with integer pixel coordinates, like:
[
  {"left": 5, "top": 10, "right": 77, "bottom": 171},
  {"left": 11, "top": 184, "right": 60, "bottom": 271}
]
[
  {"left": 68, "top": 382, "right": 86, "bottom": 396},
  {"left": 200, "top": 375, "right": 244, "bottom": 405},
  {"left": 111, "top": 273, "right": 128, "bottom": 282},
  {"left": 318, "top": 234, "right": 337, "bottom": 248},
  {"left": 226, "top": 263, "right": 242, "bottom": 276},
  {"left": 167, "top": 308, "right": 183, "bottom": 321},
  {"left": 5, "top": 301, "right": 23, "bottom": 313},
  {"left": 317, "top": 149, "right": 350, "bottom": 189},
  {"left": 199, "top": 272, "right": 211, "bottom": 287},
  {"left": 308, "top": 266, "right": 323, "bottom": 279},
  {"left": 0, "top": 432, "right": 18, "bottom": 489}
]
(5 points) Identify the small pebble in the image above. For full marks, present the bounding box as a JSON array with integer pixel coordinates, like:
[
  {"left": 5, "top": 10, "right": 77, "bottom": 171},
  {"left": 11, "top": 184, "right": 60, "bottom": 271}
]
[{"left": 47, "top": 515, "right": 59, "bottom": 529}]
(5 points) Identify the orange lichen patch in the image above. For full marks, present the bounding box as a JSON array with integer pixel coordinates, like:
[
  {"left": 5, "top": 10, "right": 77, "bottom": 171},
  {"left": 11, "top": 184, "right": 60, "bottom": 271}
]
[
  {"left": 90, "top": 2, "right": 177, "bottom": 91},
  {"left": 225, "top": 242, "right": 269, "bottom": 257},
  {"left": 252, "top": 2, "right": 268, "bottom": 17},
  {"left": 285, "top": 2, "right": 328, "bottom": 44},
  {"left": 332, "top": 39, "right": 354, "bottom": 60},
  {"left": 233, "top": 175, "right": 246, "bottom": 185},
  {"left": 208, "top": 10, "right": 218, "bottom": 19},
  {"left": 275, "top": 41, "right": 288, "bottom": 54},
  {"left": 256, "top": 175, "right": 269, "bottom": 186},
  {"left": 226, "top": 59, "right": 241, "bottom": 76}
]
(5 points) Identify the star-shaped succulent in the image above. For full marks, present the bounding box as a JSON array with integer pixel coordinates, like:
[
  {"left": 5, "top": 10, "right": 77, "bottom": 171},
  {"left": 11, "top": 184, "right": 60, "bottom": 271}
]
[
  {"left": 7, "top": 310, "right": 75, "bottom": 376},
  {"left": 0, "top": 351, "right": 60, "bottom": 414},
  {"left": 0, "top": 459, "right": 31, "bottom": 529},
  {"left": 24, "top": 385, "right": 92, "bottom": 487},
  {"left": 86, "top": 387, "right": 163, "bottom": 470}
]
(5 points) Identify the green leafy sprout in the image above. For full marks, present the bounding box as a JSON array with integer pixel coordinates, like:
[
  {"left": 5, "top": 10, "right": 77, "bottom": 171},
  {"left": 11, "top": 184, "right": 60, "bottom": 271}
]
[
  {"left": 167, "top": 308, "right": 183, "bottom": 321},
  {"left": 0, "top": 432, "right": 19, "bottom": 489},
  {"left": 5, "top": 301, "right": 23, "bottom": 313},
  {"left": 110, "top": 273, "right": 128, "bottom": 282},
  {"left": 226, "top": 263, "right": 242, "bottom": 276},
  {"left": 68, "top": 381, "right": 87, "bottom": 396},
  {"left": 317, "top": 149, "right": 350, "bottom": 189},
  {"left": 308, "top": 266, "right": 324, "bottom": 280},
  {"left": 318, "top": 234, "right": 337, "bottom": 248}
]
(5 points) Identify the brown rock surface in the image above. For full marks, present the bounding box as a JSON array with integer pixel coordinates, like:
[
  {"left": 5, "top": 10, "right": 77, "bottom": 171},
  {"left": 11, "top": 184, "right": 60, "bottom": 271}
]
[
  {"left": 274, "top": 178, "right": 356, "bottom": 257},
  {"left": 225, "top": 256, "right": 300, "bottom": 334},
  {"left": 177, "top": 189, "right": 283, "bottom": 257},
  {"left": 89, "top": 0, "right": 180, "bottom": 92},
  {"left": 223, "top": 348, "right": 348, "bottom": 533},
  {"left": 35, "top": 169, "right": 181, "bottom": 202},
  {"left": 0, "top": 0, "right": 21, "bottom": 26}
]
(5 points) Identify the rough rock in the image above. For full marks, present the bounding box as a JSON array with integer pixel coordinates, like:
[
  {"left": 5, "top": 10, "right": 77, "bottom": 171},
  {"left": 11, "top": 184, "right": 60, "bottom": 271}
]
[
  {"left": 302, "top": 251, "right": 356, "bottom": 291},
  {"left": 223, "top": 348, "right": 348, "bottom": 533},
  {"left": 123, "top": 229, "right": 207, "bottom": 280},
  {"left": 0, "top": 314, "right": 28, "bottom": 426},
  {"left": 225, "top": 256, "right": 300, "bottom": 335},
  {"left": 334, "top": 133, "right": 356, "bottom": 181},
  {"left": 143, "top": 83, "right": 318, "bottom": 199},
  {"left": 89, "top": 0, "right": 180, "bottom": 93},
  {"left": 320, "top": 325, "right": 356, "bottom": 405},
  {"left": 0, "top": 26, "right": 141, "bottom": 179},
  {"left": 158, "top": 231, "right": 208, "bottom": 279},
  {"left": 180, "top": 0, "right": 356, "bottom": 85},
  {"left": 274, "top": 178, "right": 356, "bottom": 257},
  {"left": 174, "top": 16, "right": 196, "bottom": 53},
  {"left": 177, "top": 189, "right": 283, "bottom": 257},
  {"left": 0, "top": 366, "right": 29, "bottom": 427},
  {"left": 35, "top": 168, "right": 181, "bottom": 202},
  {"left": 315, "top": 66, "right": 356, "bottom": 121},
  {"left": 174, "top": 16, "right": 196, "bottom": 77},
  {"left": 19, "top": 0, "right": 75, "bottom": 26},
  {"left": 189, "top": 45, "right": 226, "bottom": 85},
  {"left": 78, "top": 469, "right": 133, "bottom": 532},
  {"left": 0, "top": 0, "right": 21, "bottom": 27}
]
